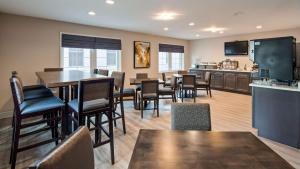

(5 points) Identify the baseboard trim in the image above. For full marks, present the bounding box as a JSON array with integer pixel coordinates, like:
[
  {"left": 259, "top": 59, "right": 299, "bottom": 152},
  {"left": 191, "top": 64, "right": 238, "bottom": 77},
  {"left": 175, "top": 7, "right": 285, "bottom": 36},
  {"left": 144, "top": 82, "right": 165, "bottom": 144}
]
[{"left": 0, "top": 111, "right": 13, "bottom": 119}]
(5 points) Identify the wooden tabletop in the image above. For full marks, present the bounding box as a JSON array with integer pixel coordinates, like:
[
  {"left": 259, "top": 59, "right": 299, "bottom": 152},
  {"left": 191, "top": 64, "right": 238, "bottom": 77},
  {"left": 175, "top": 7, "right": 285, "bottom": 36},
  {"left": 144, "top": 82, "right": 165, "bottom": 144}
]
[
  {"left": 36, "top": 70, "right": 107, "bottom": 88},
  {"left": 128, "top": 130, "right": 294, "bottom": 169},
  {"left": 129, "top": 78, "right": 164, "bottom": 85}
]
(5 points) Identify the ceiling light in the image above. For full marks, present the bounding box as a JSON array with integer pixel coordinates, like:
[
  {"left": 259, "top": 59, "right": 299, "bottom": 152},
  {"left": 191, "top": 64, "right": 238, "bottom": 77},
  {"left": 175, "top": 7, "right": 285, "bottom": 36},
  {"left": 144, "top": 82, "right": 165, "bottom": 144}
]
[
  {"left": 154, "top": 12, "right": 179, "bottom": 21},
  {"left": 196, "top": 34, "right": 200, "bottom": 37},
  {"left": 219, "top": 31, "right": 224, "bottom": 34},
  {"left": 203, "top": 26, "right": 226, "bottom": 33},
  {"left": 189, "top": 22, "right": 195, "bottom": 26},
  {"left": 88, "top": 11, "right": 96, "bottom": 16},
  {"left": 106, "top": 0, "right": 115, "bottom": 5},
  {"left": 164, "top": 27, "right": 169, "bottom": 31},
  {"left": 256, "top": 25, "right": 262, "bottom": 29}
]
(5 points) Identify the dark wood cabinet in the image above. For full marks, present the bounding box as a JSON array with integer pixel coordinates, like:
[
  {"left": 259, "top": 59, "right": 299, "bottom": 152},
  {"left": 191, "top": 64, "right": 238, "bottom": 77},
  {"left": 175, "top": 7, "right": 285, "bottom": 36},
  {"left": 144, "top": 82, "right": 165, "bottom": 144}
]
[
  {"left": 224, "top": 73, "right": 236, "bottom": 90},
  {"left": 211, "top": 72, "right": 224, "bottom": 89},
  {"left": 236, "top": 73, "right": 251, "bottom": 93},
  {"left": 190, "top": 69, "right": 252, "bottom": 94}
]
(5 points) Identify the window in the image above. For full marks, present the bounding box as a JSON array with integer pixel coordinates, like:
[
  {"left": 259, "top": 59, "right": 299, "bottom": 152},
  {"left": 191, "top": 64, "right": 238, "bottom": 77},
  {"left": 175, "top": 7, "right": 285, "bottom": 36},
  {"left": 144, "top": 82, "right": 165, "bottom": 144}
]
[
  {"left": 61, "top": 34, "right": 121, "bottom": 72},
  {"left": 96, "top": 49, "right": 121, "bottom": 72},
  {"left": 158, "top": 52, "right": 184, "bottom": 72}
]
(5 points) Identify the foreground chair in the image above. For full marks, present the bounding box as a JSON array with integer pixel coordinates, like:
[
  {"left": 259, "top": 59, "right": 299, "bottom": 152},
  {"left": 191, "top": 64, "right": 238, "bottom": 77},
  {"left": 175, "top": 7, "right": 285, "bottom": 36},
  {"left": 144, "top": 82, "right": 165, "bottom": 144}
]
[
  {"left": 68, "top": 78, "right": 115, "bottom": 164},
  {"left": 138, "top": 80, "right": 159, "bottom": 118},
  {"left": 180, "top": 75, "right": 197, "bottom": 103},
  {"left": 9, "top": 77, "right": 64, "bottom": 169},
  {"left": 196, "top": 71, "right": 212, "bottom": 97},
  {"left": 171, "top": 103, "right": 211, "bottom": 131},
  {"left": 29, "top": 127, "right": 94, "bottom": 169}
]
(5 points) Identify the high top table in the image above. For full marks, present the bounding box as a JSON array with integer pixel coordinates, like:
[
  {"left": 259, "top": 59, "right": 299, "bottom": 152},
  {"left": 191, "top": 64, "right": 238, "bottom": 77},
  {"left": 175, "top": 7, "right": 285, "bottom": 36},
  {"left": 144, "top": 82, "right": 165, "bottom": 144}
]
[{"left": 128, "top": 129, "right": 294, "bottom": 169}]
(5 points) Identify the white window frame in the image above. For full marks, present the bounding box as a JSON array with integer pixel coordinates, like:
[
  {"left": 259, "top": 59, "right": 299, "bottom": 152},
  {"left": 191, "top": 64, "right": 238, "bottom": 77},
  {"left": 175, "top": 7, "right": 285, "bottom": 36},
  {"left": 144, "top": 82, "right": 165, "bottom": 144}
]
[{"left": 159, "top": 52, "right": 184, "bottom": 72}]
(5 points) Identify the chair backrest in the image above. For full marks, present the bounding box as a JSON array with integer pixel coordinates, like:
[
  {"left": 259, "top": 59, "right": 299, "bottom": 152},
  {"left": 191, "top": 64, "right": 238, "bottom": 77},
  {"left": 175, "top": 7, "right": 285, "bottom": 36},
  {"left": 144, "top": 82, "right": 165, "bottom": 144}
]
[
  {"left": 170, "top": 76, "right": 178, "bottom": 89},
  {"left": 29, "top": 127, "right": 94, "bottom": 169},
  {"left": 78, "top": 78, "right": 114, "bottom": 112},
  {"left": 171, "top": 103, "right": 211, "bottom": 131},
  {"left": 136, "top": 73, "right": 148, "bottom": 79},
  {"left": 204, "top": 72, "right": 212, "bottom": 84},
  {"left": 11, "top": 71, "right": 24, "bottom": 87},
  {"left": 10, "top": 77, "right": 24, "bottom": 115},
  {"left": 98, "top": 69, "right": 109, "bottom": 76},
  {"left": 178, "top": 70, "right": 188, "bottom": 75},
  {"left": 161, "top": 73, "right": 166, "bottom": 82},
  {"left": 44, "top": 68, "right": 64, "bottom": 72},
  {"left": 182, "top": 75, "right": 196, "bottom": 87},
  {"left": 111, "top": 71, "right": 125, "bottom": 94},
  {"left": 141, "top": 80, "right": 158, "bottom": 96}
]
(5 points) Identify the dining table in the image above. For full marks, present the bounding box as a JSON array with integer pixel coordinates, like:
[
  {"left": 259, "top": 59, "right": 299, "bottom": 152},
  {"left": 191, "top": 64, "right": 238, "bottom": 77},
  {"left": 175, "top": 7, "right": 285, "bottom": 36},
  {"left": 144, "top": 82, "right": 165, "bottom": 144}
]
[
  {"left": 36, "top": 70, "right": 108, "bottom": 135},
  {"left": 128, "top": 129, "right": 294, "bottom": 169}
]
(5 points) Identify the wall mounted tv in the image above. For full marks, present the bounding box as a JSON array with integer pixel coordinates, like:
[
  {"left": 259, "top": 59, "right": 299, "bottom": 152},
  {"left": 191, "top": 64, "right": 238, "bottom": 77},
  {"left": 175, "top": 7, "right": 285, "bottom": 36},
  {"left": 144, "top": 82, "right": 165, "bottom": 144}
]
[{"left": 224, "top": 41, "right": 248, "bottom": 56}]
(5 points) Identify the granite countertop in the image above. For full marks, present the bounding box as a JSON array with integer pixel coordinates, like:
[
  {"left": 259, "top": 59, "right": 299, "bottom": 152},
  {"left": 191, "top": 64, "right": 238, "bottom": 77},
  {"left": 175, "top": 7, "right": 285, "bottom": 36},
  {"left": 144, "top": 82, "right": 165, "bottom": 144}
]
[
  {"left": 250, "top": 83, "right": 300, "bottom": 92},
  {"left": 189, "top": 68, "right": 254, "bottom": 73}
]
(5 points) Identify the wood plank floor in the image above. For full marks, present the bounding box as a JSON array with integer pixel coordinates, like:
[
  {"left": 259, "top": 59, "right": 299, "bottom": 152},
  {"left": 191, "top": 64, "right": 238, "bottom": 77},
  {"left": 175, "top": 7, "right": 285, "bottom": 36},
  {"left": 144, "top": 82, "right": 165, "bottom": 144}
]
[{"left": 0, "top": 90, "right": 300, "bottom": 169}]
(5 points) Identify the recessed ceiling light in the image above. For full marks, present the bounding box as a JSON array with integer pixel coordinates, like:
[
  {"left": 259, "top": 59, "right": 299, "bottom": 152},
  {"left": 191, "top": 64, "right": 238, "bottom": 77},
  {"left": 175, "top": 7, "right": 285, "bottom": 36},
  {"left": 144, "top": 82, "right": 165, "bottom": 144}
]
[
  {"left": 88, "top": 11, "right": 96, "bottom": 16},
  {"left": 164, "top": 27, "right": 169, "bottom": 31},
  {"left": 189, "top": 22, "right": 195, "bottom": 26},
  {"left": 203, "top": 26, "right": 226, "bottom": 33},
  {"left": 154, "top": 12, "right": 179, "bottom": 21},
  {"left": 219, "top": 31, "right": 224, "bottom": 34},
  {"left": 196, "top": 34, "right": 200, "bottom": 37},
  {"left": 106, "top": 0, "right": 115, "bottom": 5},
  {"left": 256, "top": 25, "right": 262, "bottom": 29}
]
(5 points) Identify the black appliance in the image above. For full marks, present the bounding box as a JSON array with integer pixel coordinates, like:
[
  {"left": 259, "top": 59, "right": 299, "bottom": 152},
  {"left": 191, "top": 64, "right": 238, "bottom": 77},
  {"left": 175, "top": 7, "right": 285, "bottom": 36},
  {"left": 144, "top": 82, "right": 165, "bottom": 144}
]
[
  {"left": 224, "top": 41, "right": 248, "bottom": 56},
  {"left": 251, "top": 36, "right": 296, "bottom": 82}
]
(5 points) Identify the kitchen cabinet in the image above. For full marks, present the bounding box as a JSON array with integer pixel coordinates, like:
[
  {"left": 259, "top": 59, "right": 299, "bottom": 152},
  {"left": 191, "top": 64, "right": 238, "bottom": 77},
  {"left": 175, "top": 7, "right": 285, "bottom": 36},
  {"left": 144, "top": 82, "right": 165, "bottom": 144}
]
[
  {"left": 224, "top": 73, "right": 236, "bottom": 90},
  {"left": 236, "top": 73, "right": 251, "bottom": 93},
  {"left": 211, "top": 72, "right": 224, "bottom": 89}
]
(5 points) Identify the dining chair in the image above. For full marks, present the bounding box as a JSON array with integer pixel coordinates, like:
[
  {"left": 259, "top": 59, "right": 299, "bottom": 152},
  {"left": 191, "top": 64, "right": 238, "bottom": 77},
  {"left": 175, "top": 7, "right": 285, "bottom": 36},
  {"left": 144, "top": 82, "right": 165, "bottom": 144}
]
[
  {"left": 67, "top": 78, "right": 115, "bottom": 164},
  {"left": 178, "top": 70, "right": 188, "bottom": 75},
  {"left": 180, "top": 75, "right": 197, "bottom": 103},
  {"left": 196, "top": 72, "right": 212, "bottom": 97},
  {"left": 161, "top": 73, "right": 171, "bottom": 87},
  {"left": 44, "top": 68, "right": 64, "bottom": 72},
  {"left": 111, "top": 71, "right": 126, "bottom": 134},
  {"left": 171, "top": 103, "right": 211, "bottom": 131},
  {"left": 138, "top": 80, "right": 159, "bottom": 118},
  {"left": 29, "top": 127, "right": 94, "bottom": 169},
  {"left": 9, "top": 77, "right": 64, "bottom": 169},
  {"left": 97, "top": 69, "right": 109, "bottom": 76},
  {"left": 159, "top": 76, "right": 177, "bottom": 102}
]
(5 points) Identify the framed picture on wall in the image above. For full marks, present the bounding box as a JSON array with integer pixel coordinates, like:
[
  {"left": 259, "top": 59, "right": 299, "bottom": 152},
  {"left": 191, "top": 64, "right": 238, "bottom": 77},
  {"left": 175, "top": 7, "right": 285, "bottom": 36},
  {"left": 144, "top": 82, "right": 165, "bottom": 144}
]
[{"left": 134, "top": 41, "right": 150, "bottom": 68}]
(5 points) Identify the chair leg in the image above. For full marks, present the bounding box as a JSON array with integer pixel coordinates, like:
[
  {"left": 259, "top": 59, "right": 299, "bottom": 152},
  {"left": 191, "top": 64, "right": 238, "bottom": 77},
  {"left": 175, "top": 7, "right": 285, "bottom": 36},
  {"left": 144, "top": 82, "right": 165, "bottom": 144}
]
[
  {"left": 156, "top": 99, "right": 159, "bottom": 117},
  {"left": 95, "top": 114, "right": 99, "bottom": 144},
  {"left": 181, "top": 89, "right": 183, "bottom": 102},
  {"left": 141, "top": 99, "right": 144, "bottom": 119},
  {"left": 87, "top": 115, "right": 91, "bottom": 129},
  {"left": 120, "top": 99, "right": 126, "bottom": 134},
  {"left": 108, "top": 110, "right": 115, "bottom": 164},
  {"left": 193, "top": 90, "right": 196, "bottom": 103},
  {"left": 113, "top": 110, "right": 117, "bottom": 127},
  {"left": 209, "top": 87, "right": 212, "bottom": 97},
  {"left": 9, "top": 116, "right": 16, "bottom": 164},
  {"left": 54, "top": 112, "right": 59, "bottom": 145},
  {"left": 10, "top": 118, "right": 20, "bottom": 169}
]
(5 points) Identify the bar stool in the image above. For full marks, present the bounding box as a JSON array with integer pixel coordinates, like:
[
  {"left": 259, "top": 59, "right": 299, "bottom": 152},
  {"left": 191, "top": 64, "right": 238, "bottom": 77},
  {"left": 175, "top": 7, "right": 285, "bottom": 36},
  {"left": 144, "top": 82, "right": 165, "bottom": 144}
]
[
  {"left": 138, "top": 80, "right": 159, "bottom": 118},
  {"left": 9, "top": 77, "right": 64, "bottom": 169},
  {"left": 67, "top": 78, "right": 115, "bottom": 164},
  {"left": 180, "top": 75, "right": 197, "bottom": 103}
]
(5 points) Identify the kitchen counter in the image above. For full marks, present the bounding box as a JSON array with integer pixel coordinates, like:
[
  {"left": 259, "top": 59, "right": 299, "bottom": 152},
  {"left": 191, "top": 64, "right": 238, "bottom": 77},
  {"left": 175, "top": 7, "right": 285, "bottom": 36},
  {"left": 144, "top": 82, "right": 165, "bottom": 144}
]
[
  {"left": 189, "top": 68, "right": 254, "bottom": 73},
  {"left": 250, "top": 83, "right": 300, "bottom": 92}
]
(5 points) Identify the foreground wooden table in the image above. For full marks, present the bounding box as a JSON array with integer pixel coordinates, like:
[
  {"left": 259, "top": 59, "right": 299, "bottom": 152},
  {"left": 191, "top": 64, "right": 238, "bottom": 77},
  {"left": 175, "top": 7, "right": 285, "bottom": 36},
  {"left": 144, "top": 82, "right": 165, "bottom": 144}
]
[{"left": 128, "top": 130, "right": 294, "bottom": 169}]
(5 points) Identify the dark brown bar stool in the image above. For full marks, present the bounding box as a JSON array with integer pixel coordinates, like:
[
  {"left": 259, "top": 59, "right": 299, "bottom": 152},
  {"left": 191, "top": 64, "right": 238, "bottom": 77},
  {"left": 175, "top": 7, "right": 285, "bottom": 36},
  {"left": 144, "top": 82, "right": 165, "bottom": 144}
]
[
  {"left": 159, "top": 76, "right": 177, "bottom": 102},
  {"left": 67, "top": 78, "right": 115, "bottom": 164},
  {"left": 180, "top": 75, "right": 197, "bottom": 103},
  {"left": 9, "top": 77, "right": 64, "bottom": 169},
  {"left": 111, "top": 71, "right": 126, "bottom": 134},
  {"left": 196, "top": 72, "right": 212, "bottom": 97},
  {"left": 138, "top": 80, "right": 159, "bottom": 118}
]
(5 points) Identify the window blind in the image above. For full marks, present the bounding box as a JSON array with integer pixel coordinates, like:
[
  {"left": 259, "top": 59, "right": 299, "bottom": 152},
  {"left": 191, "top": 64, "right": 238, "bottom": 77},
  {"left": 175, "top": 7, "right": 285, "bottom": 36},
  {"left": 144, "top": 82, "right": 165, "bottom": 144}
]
[
  {"left": 159, "top": 43, "right": 184, "bottom": 53},
  {"left": 61, "top": 33, "right": 121, "bottom": 50}
]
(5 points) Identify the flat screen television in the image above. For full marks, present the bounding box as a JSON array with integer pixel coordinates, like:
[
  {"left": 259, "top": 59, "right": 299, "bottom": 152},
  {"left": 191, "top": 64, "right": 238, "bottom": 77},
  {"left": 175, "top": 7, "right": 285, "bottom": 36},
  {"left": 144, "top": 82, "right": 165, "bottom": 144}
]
[{"left": 225, "top": 41, "right": 248, "bottom": 56}]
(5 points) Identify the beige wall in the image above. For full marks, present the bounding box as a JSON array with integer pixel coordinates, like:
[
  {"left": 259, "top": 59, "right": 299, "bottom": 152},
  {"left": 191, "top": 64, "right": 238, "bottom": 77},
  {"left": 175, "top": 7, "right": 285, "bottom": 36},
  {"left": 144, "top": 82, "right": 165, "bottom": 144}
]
[
  {"left": 0, "top": 13, "right": 189, "bottom": 113},
  {"left": 190, "top": 28, "right": 300, "bottom": 70}
]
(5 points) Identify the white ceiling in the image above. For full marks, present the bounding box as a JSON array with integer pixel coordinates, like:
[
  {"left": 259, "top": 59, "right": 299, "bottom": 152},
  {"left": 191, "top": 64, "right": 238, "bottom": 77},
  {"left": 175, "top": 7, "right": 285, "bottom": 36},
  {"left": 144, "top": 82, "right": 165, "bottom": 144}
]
[{"left": 0, "top": 0, "right": 300, "bottom": 40}]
